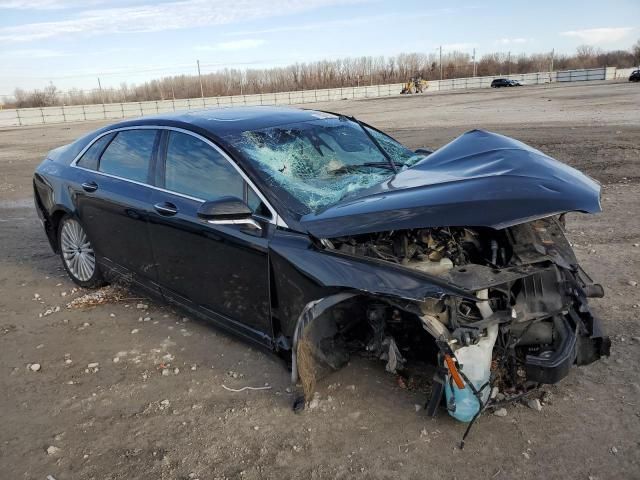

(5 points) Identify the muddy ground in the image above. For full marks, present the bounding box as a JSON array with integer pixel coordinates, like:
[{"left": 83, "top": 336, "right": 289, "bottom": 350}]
[{"left": 1, "top": 81, "right": 639, "bottom": 479}]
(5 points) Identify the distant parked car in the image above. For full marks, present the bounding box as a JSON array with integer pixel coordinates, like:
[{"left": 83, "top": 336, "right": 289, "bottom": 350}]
[
  {"left": 491, "top": 78, "right": 521, "bottom": 88},
  {"left": 629, "top": 70, "right": 640, "bottom": 82}
]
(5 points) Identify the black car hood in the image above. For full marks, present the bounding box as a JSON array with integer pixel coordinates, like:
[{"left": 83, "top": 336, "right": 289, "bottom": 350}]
[{"left": 299, "top": 129, "right": 601, "bottom": 237}]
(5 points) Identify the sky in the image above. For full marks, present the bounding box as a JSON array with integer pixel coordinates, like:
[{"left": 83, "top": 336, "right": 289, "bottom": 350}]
[{"left": 0, "top": 0, "right": 638, "bottom": 96}]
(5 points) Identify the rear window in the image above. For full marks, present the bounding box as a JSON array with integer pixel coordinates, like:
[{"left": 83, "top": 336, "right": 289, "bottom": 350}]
[
  {"left": 76, "top": 133, "right": 114, "bottom": 170},
  {"left": 99, "top": 130, "right": 157, "bottom": 183}
]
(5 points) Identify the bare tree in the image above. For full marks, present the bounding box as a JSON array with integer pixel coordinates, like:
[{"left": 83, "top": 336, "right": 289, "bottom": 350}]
[{"left": 5, "top": 41, "right": 640, "bottom": 108}]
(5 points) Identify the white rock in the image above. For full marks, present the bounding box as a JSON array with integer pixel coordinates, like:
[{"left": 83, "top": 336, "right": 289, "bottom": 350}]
[
  {"left": 162, "top": 369, "right": 170, "bottom": 376},
  {"left": 308, "top": 392, "right": 321, "bottom": 410},
  {"left": 113, "top": 357, "right": 120, "bottom": 363},
  {"left": 130, "top": 329, "right": 139, "bottom": 334},
  {"left": 494, "top": 408, "right": 508, "bottom": 417},
  {"left": 136, "top": 303, "right": 148, "bottom": 309},
  {"left": 627, "top": 280, "right": 638, "bottom": 287},
  {"left": 173, "top": 368, "right": 180, "bottom": 375},
  {"left": 527, "top": 398, "right": 543, "bottom": 411},
  {"left": 29, "top": 363, "right": 41, "bottom": 372},
  {"left": 34, "top": 293, "right": 41, "bottom": 300},
  {"left": 109, "top": 313, "right": 116, "bottom": 318},
  {"left": 87, "top": 362, "right": 99, "bottom": 369},
  {"left": 65, "top": 359, "right": 72, "bottom": 365},
  {"left": 46, "top": 445, "right": 61, "bottom": 455}
]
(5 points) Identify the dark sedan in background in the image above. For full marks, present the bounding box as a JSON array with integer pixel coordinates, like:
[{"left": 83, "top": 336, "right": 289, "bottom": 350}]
[
  {"left": 491, "top": 78, "right": 522, "bottom": 87},
  {"left": 33, "top": 107, "right": 609, "bottom": 423}
]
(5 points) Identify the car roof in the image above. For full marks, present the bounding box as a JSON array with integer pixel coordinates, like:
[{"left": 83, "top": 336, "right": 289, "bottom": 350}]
[{"left": 103, "top": 106, "right": 334, "bottom": 137}]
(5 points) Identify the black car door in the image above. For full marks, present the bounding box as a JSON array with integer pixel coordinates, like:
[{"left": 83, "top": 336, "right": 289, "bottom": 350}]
[
  {"left": 147, "top": 129, "right": 273, "bottom": 346},
  {"left": 73, "top": 128, "right": 160, "bottom": 289}
]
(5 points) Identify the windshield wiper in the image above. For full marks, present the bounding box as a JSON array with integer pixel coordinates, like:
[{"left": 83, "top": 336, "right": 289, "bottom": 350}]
[
  {"left": 328, "top": 162, "right": 397, "bottom": 175},
  {"left": 339, "top": 115, "right": 399, "bottom": 173}
]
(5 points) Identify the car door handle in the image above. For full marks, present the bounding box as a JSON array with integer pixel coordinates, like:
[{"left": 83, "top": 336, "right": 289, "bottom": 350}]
[
  {"left": 154, "top": 202, "right": 178, "bottom": 216},
  {"left": 81, "top": 181, "right": 98, "bottom": 192}
]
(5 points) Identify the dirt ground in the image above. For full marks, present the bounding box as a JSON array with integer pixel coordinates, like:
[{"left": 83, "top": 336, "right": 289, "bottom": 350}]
[{"left": 1, "top": 81, "right": 639, "bottom": 480}]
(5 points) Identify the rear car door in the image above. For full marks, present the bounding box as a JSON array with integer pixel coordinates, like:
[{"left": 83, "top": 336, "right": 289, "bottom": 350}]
[
  {"left": 73, "top": 128, "right": 160, "bottom": 289},
  {"left": 147, "top": 129, "right": 273, "bottom": 345}
]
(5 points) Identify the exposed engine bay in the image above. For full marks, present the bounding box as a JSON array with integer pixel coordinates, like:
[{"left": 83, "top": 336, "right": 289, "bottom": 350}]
[{"left": 294, "top": 216, "right": 610, "bottom": 431}]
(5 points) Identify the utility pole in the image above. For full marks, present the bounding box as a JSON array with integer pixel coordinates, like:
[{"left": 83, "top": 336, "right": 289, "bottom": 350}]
[
  {"left": 550, "top": 48, "right": 554, "bottom": 73},
  {"left": 507, "top": 51, "right": 511, "bottom": 75},
  {"left": 197, "top": 60, "right": 204, "bottom": 98},
  {"left": 439, "top": 45, "right": 443, "bottom": 80},
  {"left": 97, "top": 77, "right": 105, "bottom": 104},
  {"left": 472, "top": 48, "right": 476, "bottom": 76}
]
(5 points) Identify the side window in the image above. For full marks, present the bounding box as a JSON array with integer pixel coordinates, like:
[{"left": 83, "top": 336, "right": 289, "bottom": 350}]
[
  {"left": 99, "top": 129, "right": 157, "bottom": 183},
  {"left": 76, "top": 133, "right": 114, "bottom": 170},
  {"left": 164, "top": 131, "right": 243, "bottom": 200}
]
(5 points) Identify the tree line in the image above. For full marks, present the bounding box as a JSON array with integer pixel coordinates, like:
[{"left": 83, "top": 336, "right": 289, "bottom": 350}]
[{"left": 6, "top": 41, "right": 640, "bottom": 109}]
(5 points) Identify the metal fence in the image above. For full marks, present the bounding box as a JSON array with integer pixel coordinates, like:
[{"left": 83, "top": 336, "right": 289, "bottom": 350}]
[
  {"left": 0, "top": 67, "right": 618, "bottom": 128},
  {"left": 614, "top": 67, "right": 638, "bottom": 79}
]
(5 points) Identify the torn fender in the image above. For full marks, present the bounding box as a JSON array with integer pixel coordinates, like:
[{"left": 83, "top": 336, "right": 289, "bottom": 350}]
[
  {"left": 300, "top": 130, "right": 601, "bottom": 238},
  {"left": 269, "top": 230, "right": 473, "bottom": 308}
]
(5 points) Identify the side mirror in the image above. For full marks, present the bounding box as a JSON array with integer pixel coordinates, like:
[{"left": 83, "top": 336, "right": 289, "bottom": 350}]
[{"left": 197, "top": 196, "right": 261, "bottom": 231}]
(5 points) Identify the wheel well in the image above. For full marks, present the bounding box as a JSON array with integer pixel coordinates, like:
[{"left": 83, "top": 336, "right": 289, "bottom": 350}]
[
  {"left": 48, "top": 210, "right": 68, "bottom": 252},
  {"left": 292, "top": 293, "right": 438, "bottom": 398}
]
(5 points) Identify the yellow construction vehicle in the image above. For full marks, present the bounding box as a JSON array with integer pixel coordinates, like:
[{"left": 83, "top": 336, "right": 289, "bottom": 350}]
[{"left": 400, "top": 76, "right": 428, "bottom": 94}]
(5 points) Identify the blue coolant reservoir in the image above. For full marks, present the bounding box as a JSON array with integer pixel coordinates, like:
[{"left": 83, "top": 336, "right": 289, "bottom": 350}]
[{"left": 444, "top": 324, "right": 498, "bottom": 422}]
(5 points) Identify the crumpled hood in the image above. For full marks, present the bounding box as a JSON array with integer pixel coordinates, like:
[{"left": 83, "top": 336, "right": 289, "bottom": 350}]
[{"left": 299, "top": 129, "right": 601, "bottom": 237}]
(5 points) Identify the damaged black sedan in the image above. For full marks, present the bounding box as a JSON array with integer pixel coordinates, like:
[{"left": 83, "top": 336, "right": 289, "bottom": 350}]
[{"left": 33, "top": 107, "right": 610, "bottom": 426}]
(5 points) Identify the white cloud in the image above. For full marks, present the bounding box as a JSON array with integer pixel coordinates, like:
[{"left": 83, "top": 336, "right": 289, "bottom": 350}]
[
  {"left": 0, "top": 0, "right": 108, "bottom": 9},
  {"left": 0, "top": 0, "right": 363, "bottom": 42},
  {"left": 196, "top": 39, "right": 265, "bottom": 52},
  {"left": 225, "top": 8, "right": 477, "bottom": 37},
  {"left": 560, "top": 27, "right": 634, "bottom": 44},
  {"left": 0, "top": 47, "right": 69, "bottom": 58},
  {"left": 496, "top": 37, "right": 530, "bottom": 45}
]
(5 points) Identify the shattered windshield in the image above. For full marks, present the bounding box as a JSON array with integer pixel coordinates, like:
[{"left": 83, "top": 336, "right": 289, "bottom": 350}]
[{"left": 226, "top": 116, "right": 424, "bottom": 214}]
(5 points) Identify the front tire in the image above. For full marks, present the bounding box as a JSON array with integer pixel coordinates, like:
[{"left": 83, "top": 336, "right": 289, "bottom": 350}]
[{"left": 58, "top": 215, "right": 105, "bottom": 288}]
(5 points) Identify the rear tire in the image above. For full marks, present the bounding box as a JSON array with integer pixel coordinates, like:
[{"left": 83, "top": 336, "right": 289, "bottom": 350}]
[{"left": 58, "top": 215, "right": 105, "bottom": 288}]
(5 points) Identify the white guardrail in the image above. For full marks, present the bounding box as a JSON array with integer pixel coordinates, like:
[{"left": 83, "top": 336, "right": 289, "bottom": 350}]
[{"left": 0, "top": 67, "right": 618, "bottom": 127}]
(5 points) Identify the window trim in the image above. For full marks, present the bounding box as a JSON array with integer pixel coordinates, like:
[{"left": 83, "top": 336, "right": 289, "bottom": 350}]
[
  {"left": 75, "top": 131, "right": 116, "bottom": 170},
  {"left": 70, "top": 125, "right": 287, "bottom": 228}
]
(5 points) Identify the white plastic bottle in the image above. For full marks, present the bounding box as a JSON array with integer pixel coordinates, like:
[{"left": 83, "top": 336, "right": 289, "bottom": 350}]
[{"left": 444, "top": 323, "right": 498, "bottom": 422}]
